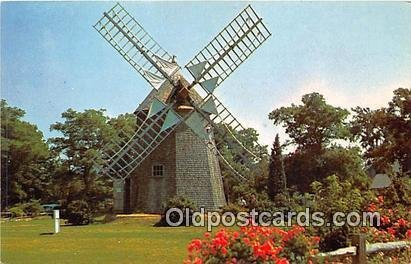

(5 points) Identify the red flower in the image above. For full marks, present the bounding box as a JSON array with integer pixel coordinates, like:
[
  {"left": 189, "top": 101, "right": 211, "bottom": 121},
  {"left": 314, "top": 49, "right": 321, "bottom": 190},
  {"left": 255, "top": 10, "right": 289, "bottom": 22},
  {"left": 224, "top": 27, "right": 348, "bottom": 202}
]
[
  {"left": 193, "top": 257, "right": 202, "bottom": 264},
  {"left": 397, "top": 218, "right": 408, "bottom": 227},
  {"left": 367, "top": 203, "right": 377, "bottom": 212},
  {"left": 406, "top": 229, "right": 411, "bottom": 240},
  {"left": 188, "top": 239, "right": 202, "bottom": 252},
  {"left": 276, "top": 258, "right": 289, "bottom": 264},
  {"left": 186, "top": 225, "right": 317, "bottom": 263},
  {"left": 312, "top": 236, "right": 320, "bottom": 244},
  {"left": 220, "top": 246, "right": 228, "bottom": 255},
  {"left": 232, "top": 231, "right": 239, "bottom": 239},
  {"left": 260, "top": 240, "right": 274, "bottom": 254},
  {"left": 381, "top": 215, "right": 391, "bottom": 225},
  {"left": 387, "top": 227, "right": 396, "bottom": 236}
]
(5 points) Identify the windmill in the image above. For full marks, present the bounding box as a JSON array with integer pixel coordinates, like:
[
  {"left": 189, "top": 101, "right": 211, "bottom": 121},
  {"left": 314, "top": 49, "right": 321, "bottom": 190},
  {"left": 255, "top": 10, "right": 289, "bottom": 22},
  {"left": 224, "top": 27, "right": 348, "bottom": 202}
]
[{"left": 93, "top": 3, "right": 271, "bottom": 213}]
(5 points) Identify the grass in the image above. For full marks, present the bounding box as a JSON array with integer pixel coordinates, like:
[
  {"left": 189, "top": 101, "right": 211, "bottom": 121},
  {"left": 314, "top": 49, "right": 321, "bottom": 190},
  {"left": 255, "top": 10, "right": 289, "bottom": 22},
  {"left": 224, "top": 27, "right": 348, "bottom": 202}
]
[
  {"left": 1, "top": 215, "right": 205, "bottom": 264},
  {"left": 3, "top": 216, "right": 411, "bottom": 264}
]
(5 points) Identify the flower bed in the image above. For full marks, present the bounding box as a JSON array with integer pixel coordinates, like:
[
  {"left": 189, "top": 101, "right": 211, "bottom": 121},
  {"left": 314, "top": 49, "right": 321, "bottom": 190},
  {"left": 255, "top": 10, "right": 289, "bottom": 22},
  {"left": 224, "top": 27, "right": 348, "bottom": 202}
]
[
  {"left": 185, "top": 225, "right": 319, "bottom": 264},
  {"left": 362, "top": 195, "right": 411, "bottom": 243}
]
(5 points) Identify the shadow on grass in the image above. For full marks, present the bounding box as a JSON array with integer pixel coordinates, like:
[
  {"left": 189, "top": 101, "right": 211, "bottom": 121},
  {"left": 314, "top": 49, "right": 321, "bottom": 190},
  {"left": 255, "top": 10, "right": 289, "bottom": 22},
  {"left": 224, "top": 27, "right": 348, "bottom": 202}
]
[{"left": 39, "top": 232, "right": 54, "bottom": 236}]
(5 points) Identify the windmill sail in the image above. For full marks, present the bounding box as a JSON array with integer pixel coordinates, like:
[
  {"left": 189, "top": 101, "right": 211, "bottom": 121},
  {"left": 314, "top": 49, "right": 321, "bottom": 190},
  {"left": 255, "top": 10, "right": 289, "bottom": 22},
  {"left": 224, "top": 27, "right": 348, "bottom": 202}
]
[
  {"left": 95, "top": 100, "right": 182, "bottom": 180},
  {"left": 180, "top": 98, "right": 261, "bottom": 182},
  {"left": 185, "top": 5, "right": 271, "bottom": 92},
  {"left": 196, "top": 96, "right": 264, "bottom": 161},
  {"left": 94, "top": 3, "right": 180, "bottom": 90}
]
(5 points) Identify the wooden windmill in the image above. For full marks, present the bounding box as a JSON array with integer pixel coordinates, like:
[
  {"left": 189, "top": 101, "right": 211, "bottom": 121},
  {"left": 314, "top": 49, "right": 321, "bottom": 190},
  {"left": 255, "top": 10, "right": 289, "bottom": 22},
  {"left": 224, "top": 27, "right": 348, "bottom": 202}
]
[{"left": 93, "top": 3, "right": 271, "bottom": 213}]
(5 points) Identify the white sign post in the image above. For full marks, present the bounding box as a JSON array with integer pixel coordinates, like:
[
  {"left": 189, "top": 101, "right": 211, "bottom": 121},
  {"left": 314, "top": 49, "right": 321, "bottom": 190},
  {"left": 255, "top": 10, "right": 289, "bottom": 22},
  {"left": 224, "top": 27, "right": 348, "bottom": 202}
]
[{"left": 53, "top": 209, "right": 60, "bottom": 234}]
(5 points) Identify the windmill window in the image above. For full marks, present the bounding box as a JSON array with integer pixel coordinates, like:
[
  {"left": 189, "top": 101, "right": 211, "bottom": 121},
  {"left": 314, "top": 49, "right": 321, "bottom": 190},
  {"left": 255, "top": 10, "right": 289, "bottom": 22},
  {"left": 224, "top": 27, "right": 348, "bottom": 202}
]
[{"left": 152, "top": 165, "right": 164, "bottom": 177}]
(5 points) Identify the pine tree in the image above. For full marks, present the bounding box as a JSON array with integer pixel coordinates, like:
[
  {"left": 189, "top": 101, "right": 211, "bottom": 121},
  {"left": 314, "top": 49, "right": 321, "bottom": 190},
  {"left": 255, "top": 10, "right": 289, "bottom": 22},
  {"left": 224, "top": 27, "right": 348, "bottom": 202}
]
[{"left": 267, "top": 134, "right": 286, "bottom": 200}]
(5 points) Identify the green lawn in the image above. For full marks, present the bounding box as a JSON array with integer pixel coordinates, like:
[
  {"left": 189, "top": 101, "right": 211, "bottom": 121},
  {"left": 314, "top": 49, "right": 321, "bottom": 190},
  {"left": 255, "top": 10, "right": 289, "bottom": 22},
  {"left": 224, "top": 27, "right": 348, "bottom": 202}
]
[{"left": 1, "top": 216, "right": 204, "bottom": 264}]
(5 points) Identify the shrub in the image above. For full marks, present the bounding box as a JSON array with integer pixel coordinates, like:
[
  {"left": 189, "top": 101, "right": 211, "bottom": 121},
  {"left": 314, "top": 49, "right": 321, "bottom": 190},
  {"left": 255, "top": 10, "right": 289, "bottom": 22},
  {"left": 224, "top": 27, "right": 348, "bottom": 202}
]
[
  {"left": 361, "top": 195, "right": 411, "bottom": 243},
  {"left": 184, "top": 225, "right": 319, "bottom": 263},
  {"left": 272, "top": 193, "right": 289, "bottom": 209},
  {"left": 254, "top": 193, "right": 276, "bottom": 212},
  {"left": 277, "top": 191, "right": 314, "bottom": 213},
  {"left": 8, "top": 200, "right": 43, "bottom": 218},
  {"left": 220, "top": 203, "right": 247, "bottom": 215},
  {"left": 23, "top": 199, "right": 43, "bottom": 216},
  {"left": 155, "top": 196, "right": 196, "bottom": 227},
  {"left": 64, "top": 200, "right": 93, "bottom": 225},
  {"left": 283, "top": 232, "right": 320, "bottom": 263},
  {"left": 319, "top": 228, "right": 350, "bottom": 252},
  {"left": 9, "top": 205, "right": 25, "bottom": 218},
  {"left": 310, "top": 175, "right": 370, "bottom": 251}
]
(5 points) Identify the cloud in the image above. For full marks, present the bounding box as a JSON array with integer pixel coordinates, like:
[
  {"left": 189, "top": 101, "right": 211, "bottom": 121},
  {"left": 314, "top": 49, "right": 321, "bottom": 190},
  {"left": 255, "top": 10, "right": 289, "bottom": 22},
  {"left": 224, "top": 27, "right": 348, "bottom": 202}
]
[{"left": 282, "top": 78, "right": 410, "bottom": 110}]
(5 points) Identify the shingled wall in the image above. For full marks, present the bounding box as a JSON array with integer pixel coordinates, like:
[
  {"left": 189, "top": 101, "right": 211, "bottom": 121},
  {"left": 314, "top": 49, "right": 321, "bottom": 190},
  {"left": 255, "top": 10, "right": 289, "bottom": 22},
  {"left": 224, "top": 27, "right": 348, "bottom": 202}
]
[
  {"left": 129, "top": 131, "right": 177, "bottom": 213},
  {"left": 175, "top": 124, "right": 226, "bottom": 210},
  {"left": 129, "top": 123, "right": 226, "bottom": 213}
]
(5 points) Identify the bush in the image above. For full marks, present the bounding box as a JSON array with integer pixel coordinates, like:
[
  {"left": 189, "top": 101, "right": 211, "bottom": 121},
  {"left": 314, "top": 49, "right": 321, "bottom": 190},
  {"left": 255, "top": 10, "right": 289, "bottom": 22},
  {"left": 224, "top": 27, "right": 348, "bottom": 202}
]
[
  {"left": 272, "top": 193, "right": 289, "bottom": 209},
  {"left": 283, "top": 231, "right": 320, "bottom": 262},
  {"left": 361, "top": 195, "right": 411, "bottom": 243},
  {"left": 9, "top": 205, "right": 25, "bottom": 218},
  {"left": 155, "top": 196, "right": 196, "bottom": 227},
  {"left": 24, "top": 200, "right": 43, "bottom": 216},
  {"left": 185, "top": 225, "right": 319, "bottom": 263},
  {"left": 220, "top": 203, "right": 247, "bottom": 215},
  {"left": 319, "top": 228, "right": 350, "bottom": 252},
  {"left": 64, "top": 200, "right": 93, "bottom": 225},
  {"left": 254, "top": 193, "right": 276, "bottom": 212},
  {"left": 310, "top": 175, "right": 371, "bottom": 251},
  {"left": 8, "top": 200, "right": 43, "bottom": 218}
]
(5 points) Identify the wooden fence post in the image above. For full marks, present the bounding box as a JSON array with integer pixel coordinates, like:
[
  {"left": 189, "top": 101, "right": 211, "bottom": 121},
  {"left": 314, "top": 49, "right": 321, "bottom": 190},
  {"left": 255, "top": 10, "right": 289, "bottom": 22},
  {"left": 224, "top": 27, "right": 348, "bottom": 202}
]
[{"left": 352, "top": 233, "right": 367, "bottom": 264}]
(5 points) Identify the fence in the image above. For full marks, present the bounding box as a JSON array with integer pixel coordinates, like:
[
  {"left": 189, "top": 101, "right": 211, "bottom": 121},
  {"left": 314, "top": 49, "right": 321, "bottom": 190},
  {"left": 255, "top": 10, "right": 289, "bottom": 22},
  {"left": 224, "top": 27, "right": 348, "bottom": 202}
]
[{"left": 315, "top": 234, "right": 411, "bottom": 264}]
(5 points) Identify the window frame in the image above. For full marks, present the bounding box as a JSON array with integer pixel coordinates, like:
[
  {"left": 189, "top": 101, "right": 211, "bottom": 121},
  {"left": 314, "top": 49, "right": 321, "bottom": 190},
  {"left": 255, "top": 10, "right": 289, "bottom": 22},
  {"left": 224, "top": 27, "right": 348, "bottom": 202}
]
[{"left": 152, "top": 164, "right": 164, "bottom": 177}]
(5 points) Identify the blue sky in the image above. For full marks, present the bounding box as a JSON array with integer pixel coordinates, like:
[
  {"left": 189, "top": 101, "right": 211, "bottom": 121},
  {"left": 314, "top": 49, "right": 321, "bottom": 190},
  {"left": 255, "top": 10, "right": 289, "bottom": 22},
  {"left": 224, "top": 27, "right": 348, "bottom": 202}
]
[{"left": 2, "top": 1, "right": 411, "bottom": 146}]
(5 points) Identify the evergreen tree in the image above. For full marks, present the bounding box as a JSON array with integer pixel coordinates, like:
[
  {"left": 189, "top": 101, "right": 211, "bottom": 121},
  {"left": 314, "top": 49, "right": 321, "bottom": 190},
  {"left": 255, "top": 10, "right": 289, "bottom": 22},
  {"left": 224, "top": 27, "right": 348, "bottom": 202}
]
[{"left": 267, "top": 134, "right": 286, "bottom": 200}]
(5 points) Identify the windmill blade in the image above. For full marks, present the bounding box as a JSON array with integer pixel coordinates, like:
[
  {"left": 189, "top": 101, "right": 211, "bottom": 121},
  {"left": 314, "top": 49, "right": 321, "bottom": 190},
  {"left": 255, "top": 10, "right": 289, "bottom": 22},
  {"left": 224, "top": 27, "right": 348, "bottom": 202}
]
[
  {"left": 185, "top": 104, "right": 254, "bottom": 182},
  {"left": 190, "top": 96, "right": 264, "bottom": 163},
  {"left": 94, "top": 99, "right": 182, "bottom": 180},
  {"left": 185, "top": 5, "right": 271, "bottom": 93},
  {"left": 205, "top": 135, "right": 248, "bottom": 182},
  {"left": 179, "top": 108, "right": 250, "bottom": 182},
  {"left": 204, "top": 95, "right": 264, "bottom": 160},
  {"left": 94, "top": 3, "right": 180, "bottom": 90}
]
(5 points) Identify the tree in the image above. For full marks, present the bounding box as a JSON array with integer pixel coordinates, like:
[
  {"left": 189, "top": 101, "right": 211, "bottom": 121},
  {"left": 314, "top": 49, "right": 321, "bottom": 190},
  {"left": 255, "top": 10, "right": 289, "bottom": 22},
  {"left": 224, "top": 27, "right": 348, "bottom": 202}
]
[
  {"left": 269, "top": 93, "right": 367, "bottom": 192},
  {"left": 215, "top": 126, "right": 267, "bottom": 170},
  {"left": 267, "top": 134, "right": 286, "bottom": 200},
  {"left": 269, "top": 93, "right": 350, "bottom": 152},
  {"left": 1, "top": 100, "right": 51, "bottom": 208},
  {"left": 214, "top": 125, "right": 268, "bottom": 202},
  {"left": 351, "top": 88, "right": 411, "bottom": 174},
  {"left": 49, "top": 108, "right": 136, "bottom": 220}
]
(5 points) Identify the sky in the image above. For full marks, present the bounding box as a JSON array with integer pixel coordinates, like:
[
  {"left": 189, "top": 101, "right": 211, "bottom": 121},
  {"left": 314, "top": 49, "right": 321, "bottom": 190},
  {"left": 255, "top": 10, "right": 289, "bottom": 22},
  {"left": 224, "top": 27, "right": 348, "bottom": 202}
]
[{"left": 2, "top": 1, "right": 411, "bottom": 147}]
